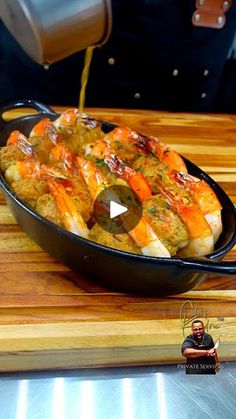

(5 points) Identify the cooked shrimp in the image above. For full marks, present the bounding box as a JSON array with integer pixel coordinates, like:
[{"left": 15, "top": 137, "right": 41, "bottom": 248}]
[
  {"left": 92, "top": 139, "right": 152, "bottom": 202},
  {"left": 132, "top": 147, "right": 221, "bottom": 245},
  {"left": 156, "top": 183, "right": 214, "bottom": 256},
  {"left": 143, "top": 194, "right": 189, "bottom": 255},
  {"left": 5, "top": 160, "right": 41, "bottom": 183},
  {"left": 53, "top": 110, "right": 105, "bottom": 157},
  {"left": 77, "top": 157, "right": 170, "bottom": 257},
  {"left": 146, "top": 136, "right": 187, "bottom": 172},
  {"left": 104, "top": 126, "right": 149, "bottom": 155},
  {"left": 131, "top": 149, "right": 215, "bottom": 256},
  {"left": 54, "top": 109, "right": 101, "bottom": 130},
  {"left": 5, "top": 159, "right": 66, "bottom": 184},
  {"left": 7, "top": 130, "right": 35, "bottom": 157},
  {"left": 53, "top": 109, "right": 81, "bottom": 128},
  {"left": 6, "top": 129, "right": 57, "bottom": 166},
  {"left": 77, "top": 157, "right": 109, "bottom": 199},
  {"left": 30, "top": 118, "right": 52, "bottom": 136},
  {"left": 104, "top": 126, "right": 187, "bottom": 172},
  {"left": 49, "top": 143, "right": 75, "bottom": 177},
  {"left": 47, "top": 180, "right": 89, "bottom": 238},
  {"left": 30, "top": 118, "right": 60, "bottom": 144},
  {"left": 125, "top": 216, "right": 171, "bottom": 257},
  {"left": 170, "top": 171, "right": 222, "bottom": 243}
]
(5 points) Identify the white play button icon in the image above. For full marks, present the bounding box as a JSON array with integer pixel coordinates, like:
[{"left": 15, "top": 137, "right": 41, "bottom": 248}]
[
  {"left": 110, "top": 201, "right": 128, "bottom": 219},
  {"left": 93, "top": 185, "right": 143, "bottom": 234}
]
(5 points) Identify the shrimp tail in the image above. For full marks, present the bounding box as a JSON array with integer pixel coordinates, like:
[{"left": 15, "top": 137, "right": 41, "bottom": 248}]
[
  {"left": 92, "top": 139, "right": 152, "bottom": 202},
  {"left": 7, "top": 130, "right": 35, "bottom": 157},
  {"left": 156, "top": 183, "right": 214, "bottom": 256},
  {"left": 146, "top": 136, "right": 187, "bottom": 172},
  {"left": 171, "top": 170, "right": 222, "bottom": 243},
  {"left": 48, "top": 179, "right": 89, "bottom": 238},
  {"left": 30, "top": 118, "right": 60, "bottom": 144}
]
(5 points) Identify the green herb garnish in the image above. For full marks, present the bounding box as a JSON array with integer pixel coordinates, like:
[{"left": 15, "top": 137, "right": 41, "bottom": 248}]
[
  {"left": 149, "top": 207, "right": 157, "bottom": 215},
  {"left": 96, "top": 158, "right": 108, "bottom": 168}
]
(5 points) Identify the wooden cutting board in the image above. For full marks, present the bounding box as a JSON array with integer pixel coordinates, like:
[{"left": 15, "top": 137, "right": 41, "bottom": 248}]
[{"left": 0, "top": 107, "right": 235, "bottom": 372}]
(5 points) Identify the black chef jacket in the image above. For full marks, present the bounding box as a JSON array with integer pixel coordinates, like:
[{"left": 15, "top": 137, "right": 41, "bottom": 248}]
[
  {"left": 181, "top": 332, "right": 216, "bottom": 375},
  {"left": 0, "top": 0, "right": 236, "bottom": 112}
]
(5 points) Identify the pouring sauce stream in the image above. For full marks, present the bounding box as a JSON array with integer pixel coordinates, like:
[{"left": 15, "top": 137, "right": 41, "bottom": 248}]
[{"left": 79, "top": 46, "right": 96, "bottom": 113}]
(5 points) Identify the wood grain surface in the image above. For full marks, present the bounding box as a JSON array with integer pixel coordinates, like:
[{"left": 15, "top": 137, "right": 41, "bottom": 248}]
[{"left": 0, "top": 107, "right": 235, "bottom": 372}]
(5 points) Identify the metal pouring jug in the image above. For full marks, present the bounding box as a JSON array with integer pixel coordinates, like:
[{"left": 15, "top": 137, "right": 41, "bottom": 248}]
[{"left": 0, "top": 0, "right": 112, "bottom": 64}]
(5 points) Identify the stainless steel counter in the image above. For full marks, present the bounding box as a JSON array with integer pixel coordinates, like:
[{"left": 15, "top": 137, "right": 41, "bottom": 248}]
[{"left": 0, "top": 362, "right": 236, "bottom": 419}]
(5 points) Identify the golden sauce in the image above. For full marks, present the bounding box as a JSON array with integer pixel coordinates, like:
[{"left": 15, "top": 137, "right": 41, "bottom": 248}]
[{"left": 79, "top": 46, "right": 96, "bottom": 113}]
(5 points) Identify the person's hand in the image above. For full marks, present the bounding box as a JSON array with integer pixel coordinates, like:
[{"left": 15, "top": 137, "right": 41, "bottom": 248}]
[
  {"left": 207, "top": 348, "right": 215, "bottom": 356},
  {"left": 215, "top": 362, "right": 220, "bottom": 373}
]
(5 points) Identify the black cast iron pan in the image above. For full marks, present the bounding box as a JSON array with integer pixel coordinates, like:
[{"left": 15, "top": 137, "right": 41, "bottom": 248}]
[{"left": 0, "top": 100, "right": 235, "bottom": 296}]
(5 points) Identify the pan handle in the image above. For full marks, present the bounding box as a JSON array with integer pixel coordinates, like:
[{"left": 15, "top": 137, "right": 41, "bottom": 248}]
[
  {"left": 0, "top": 99, "right": 57, "bottom": 129},
  {"left": 180, "top": 258, "right": 236, "bottom": 275}
]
